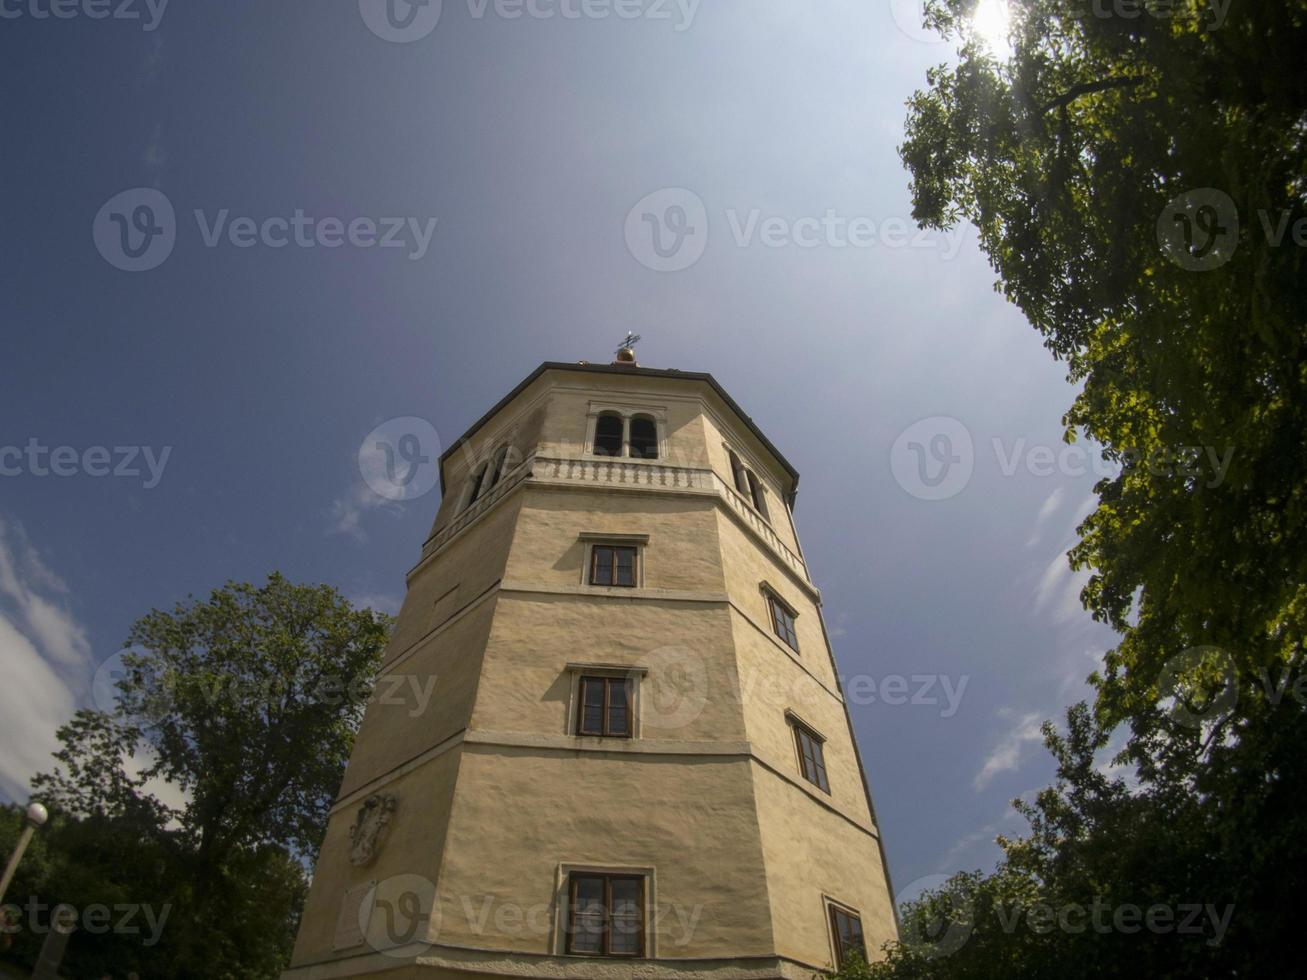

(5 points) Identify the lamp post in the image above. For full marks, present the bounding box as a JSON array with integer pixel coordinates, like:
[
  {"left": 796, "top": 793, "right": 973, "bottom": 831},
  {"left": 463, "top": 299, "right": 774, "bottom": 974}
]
[{"left": 0, "top": 802, "right": 48, "bottom": 905}]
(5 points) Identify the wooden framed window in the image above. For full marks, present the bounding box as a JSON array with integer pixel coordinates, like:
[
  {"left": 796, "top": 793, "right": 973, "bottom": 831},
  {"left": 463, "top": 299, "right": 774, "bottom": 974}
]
[
  {"left": 577, "top": 675, "right": 633, "bottom": 737},
  {"left": 566, "top": 873, "right": 644, "bottom": 957},
  {"left": 590, "top": 545, "right": 637, "bottom": 587},
  {"left": 593, "top": 414, "right": 624, "bottom": 456},
  {"left": 628, "top": 415, "right": 658, "bottom": 459},
  {"left": 829, "top": 904, "right": 866, "bottom": 968},
  {"left": 767, "top": 591, "right": 799, "bottom": 652},
  {"left": 792, "top": 719, "right": 830, "bottom": 793}
]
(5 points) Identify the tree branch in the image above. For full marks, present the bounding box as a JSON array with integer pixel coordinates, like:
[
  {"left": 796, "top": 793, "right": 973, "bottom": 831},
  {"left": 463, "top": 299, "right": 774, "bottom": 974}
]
[{"left": 1041, "top": 76, "right": 1144, "bottom": 113}]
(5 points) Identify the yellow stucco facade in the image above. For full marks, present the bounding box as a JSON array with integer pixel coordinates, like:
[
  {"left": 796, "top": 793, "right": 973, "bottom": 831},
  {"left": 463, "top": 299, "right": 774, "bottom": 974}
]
[{"left": 284, "top": 361, "right": 897, "bottom": 980}]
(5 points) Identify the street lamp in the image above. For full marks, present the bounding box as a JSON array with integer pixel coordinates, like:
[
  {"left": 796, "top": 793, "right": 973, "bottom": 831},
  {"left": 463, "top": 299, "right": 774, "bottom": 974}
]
[{"left": 0, "top": 802, "right": 49, "bottom": 904}]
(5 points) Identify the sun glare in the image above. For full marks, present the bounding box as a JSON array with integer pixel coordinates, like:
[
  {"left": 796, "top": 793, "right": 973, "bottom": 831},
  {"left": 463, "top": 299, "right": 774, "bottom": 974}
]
[{"left": 972, "top": 0, "right": 1013, "bottom": 56}]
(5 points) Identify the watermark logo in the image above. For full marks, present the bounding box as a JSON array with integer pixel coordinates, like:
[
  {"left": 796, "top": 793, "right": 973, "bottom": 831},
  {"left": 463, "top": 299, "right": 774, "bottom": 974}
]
[
  {"left": 994, "top": 898, "right": 1233, "bottom": 946},
  {"left": 359, "top": 0, "right": 443, "bottom": 42},
  {"left": 0, "top": 440, "right": 172, "bottom": 489},
  {"left": 362, "top": 874, "right": 439, "bottom": 956},
  {"left": 888, "top": 0, "right": 944, "bottom": 44},
  {"left": 625, "top": 189, "right": 967, "bottom": 270},
  {"left": 1156, "top": 645, "right": 1238, "bottom": 729},
  {"left": 896, "top": 874, "right": 975, "bottom": 958},
  {"left": 93, "top": 188, "right": 176, "bottom": 272},
  {"left": 94, "top": 190, "right": 439, "bottom": 271},
  {"left": 889, "top": 420, "right": 1234, "bottom": 501},
  {"left": 1157, "top": 188, "right": 1239, "bottom": 271},
  {"left": 0, "top": 898, "right": 171, "bottom": 947},
  {"left": 642, "top": 645, "right": 708, "bottom": 730},
  {"left": 890, "top": 416, "right": 974, "bottom": 501},
  {"left": 1069, "top": 0, "right": 1232, "bottom": 30},
  {"left": 359, "top": 417, "right": 442, "bottom": 501},
  {"left": 624, "top": 188, "right": 708, "bottom": 272},
  {"left": 0, "top": 0, "right": 169, "bottom": 30}
]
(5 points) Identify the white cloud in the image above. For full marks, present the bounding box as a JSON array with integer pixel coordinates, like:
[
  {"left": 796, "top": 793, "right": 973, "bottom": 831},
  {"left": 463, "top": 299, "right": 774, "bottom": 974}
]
[
  {"left": 326, "top": 483, "right": 397, "bottom": 541},
  {"left": 0, "top": 519, "right": 90, "bottom": 668},
  {"left": 0, "top": 519, "right": 88, "bottom": 801},
  {"left": 973, "top": 708, "right": 1045, "bottom": 791},
  {"left": 1024, "top": 486, "right": 1065, "bottom": 549},
  {"left": 349, "top": 592, "right": 402, "bottom": 617}
]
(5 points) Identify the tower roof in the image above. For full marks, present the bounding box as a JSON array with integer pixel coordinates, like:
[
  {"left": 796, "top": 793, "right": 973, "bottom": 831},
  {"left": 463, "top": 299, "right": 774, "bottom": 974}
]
[{"left": 438, "top": 361, "right": 801, "bottom": 502}]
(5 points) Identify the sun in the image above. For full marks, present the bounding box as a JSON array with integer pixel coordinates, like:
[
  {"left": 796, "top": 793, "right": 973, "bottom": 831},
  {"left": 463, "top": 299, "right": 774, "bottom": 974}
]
[{"left": 971, "top": 0, "right": 1013, "bottom": 55}]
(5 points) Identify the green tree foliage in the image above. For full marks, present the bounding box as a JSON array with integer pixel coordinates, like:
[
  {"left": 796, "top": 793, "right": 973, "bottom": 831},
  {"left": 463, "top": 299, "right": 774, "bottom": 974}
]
[
  {"left": 9, "top": 574, "right": 392, "bottom": 978},
  {"left": 862, "top": 1, "right": 1307, "bottom": 977}
]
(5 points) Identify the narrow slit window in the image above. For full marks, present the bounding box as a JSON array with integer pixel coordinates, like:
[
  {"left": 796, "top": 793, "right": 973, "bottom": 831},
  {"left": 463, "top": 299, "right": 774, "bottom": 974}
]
[
  {"left": 728, "top": 450, "right": 749, "bottom": 495},
  {"left": 628, "top": 416, "right": 658, "bottom": 459},
  {"left": 590, "top": 545, "right": 637, "bottom": 587},
  {"left": 747, "top": 471, "right": 769, "bottom": 519},
  {"left": 485, "top": 445, "right": 510, "bottom": 489},
  {"left": 464, "top": 463, "right": 490, "bottom": 509},
  {"left": 593, "top": 414, "right": 624, "bottom": 456}
]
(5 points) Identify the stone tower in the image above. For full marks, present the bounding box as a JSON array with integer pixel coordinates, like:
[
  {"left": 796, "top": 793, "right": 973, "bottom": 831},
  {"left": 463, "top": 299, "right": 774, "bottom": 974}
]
[{"left": 286, "top": 352, "right": 898, "bottom": 979}]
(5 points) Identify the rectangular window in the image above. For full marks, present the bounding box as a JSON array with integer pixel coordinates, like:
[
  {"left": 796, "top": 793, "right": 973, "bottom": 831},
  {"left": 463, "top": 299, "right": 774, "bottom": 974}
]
[
  {"left": 767, "top": 592, "right": 799, "bottom": 652},
  {"left": 829, "top": 905, "right": 866, "bottom": 968},
  {"left": 577, "top": 676, "right": 632, "bottom": 737},
  {"left": 566, "top": 873, "right": 644, "bottom": 957},
  {"left": 793, "top": 720, "right": 830, "bottom": 793},
  {"left": 590, "top": 545, "right": 637, "bottom": 587}
]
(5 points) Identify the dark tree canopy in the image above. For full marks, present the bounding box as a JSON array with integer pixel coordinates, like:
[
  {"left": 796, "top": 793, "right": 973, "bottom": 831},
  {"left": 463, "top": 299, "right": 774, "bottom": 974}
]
[
  {"left": 859, "top": 2, "right": 1307, "bottom": 977},
  {"left": 20, "top": 574, "right": 392, "bottom": 978}
]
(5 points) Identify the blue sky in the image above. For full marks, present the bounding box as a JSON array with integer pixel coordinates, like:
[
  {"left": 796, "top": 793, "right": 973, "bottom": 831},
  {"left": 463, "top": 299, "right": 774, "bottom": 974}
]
[{"left": 0, "top": 0, "right": 1119, "bottom": 897}]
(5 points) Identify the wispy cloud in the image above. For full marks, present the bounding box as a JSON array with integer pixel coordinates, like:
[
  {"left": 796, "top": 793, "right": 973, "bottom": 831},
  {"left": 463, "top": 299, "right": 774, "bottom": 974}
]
[
  {"left": 1024, "top": 486, "right": 1065, "bottom": 549},
  {"left": 0, "top": 518, "right": 89, "bottom": 801},
  {"left": 0, "top": 518, "right": 90, "bottom": 667},
  {"left": 349, "top": 592, "right": 401, "bottom": 617},
  {"left": 326, "top": 483, "right": 399, "bottom": 542},
  {"left": 973, "top": 708, "right": 1045, "bottom": 791}
]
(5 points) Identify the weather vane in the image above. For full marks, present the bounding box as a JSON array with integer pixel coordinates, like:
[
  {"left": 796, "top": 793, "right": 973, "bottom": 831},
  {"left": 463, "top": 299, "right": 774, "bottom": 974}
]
[{"left": 616, "top": 332, "right": 641, "bottom": 356}]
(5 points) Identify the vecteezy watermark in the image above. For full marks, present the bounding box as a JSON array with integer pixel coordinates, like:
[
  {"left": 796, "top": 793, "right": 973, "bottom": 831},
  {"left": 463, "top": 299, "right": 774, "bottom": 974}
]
[
  {"left": 624, "top": 188, "right": 709, "bottom": 272},
  {"left": 91, "top": 647, "right": 440, "bottom": 720},
  {"left": 889, "top": 417, "right": 1235, "bottom": 500},
  {"left": 93, "top": 188, "right": 439, "bottom": 271},
  {"left": 361, "top": 874, "right": 439, "bottom": 956},
  {"left": 1067, "top": 0, "right": 1232, "bottom": 31},
  {"left": 895, "top": 874, "right": 976, "bottom": 959},
  {"left": 0, "top": 0, "right": 169, "bottom": 30},
  {"left": 0, "top": 898, "right": 171, "bottom": 947},
  {"left": 359, "top": 417, "right": 442, "bottom": 502},
  {"left": 1155, "top": 646, "right": 1307, "bottom": 730},
  {"left": 0, "top": 440, "right": 171, "bottom": 489},
  {"left": 642, "top": 645, "right": 710, "bottom": 730},
  {"left": 994, "top": 899, "right": 1234, "bottom": 946},
  {"left": 888, "top": 0, "right": 945, "bottom": 44},
  {"left": 735, "top": 666, "right": 970, "bottom": 718},
  {"left": 623, "top": 188, "right": 967, "bottom": 271},
  {"left": 890, "top": 417, "right": 976, "bottom": 501},
  {"left": 360, "top": 0, "right": 699, "bottom": 43},
  {"left": 1157, "top": 187, "right": 1307, "bottom": 271},
  {"left": 723, "top": 209, "right": 966, "bottom": 258},
  {"left": 358, "top": 0, "right": 443, "bottom": 42},
  {"left": 92, "top": 188, "right": 177, "bottom": 272},
  {"left": 1156, "top": 188, "right": 1240, "bottom": 271},
  {"left": 1156, "top": 645, "right": 1239, "bottom": 729}
]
